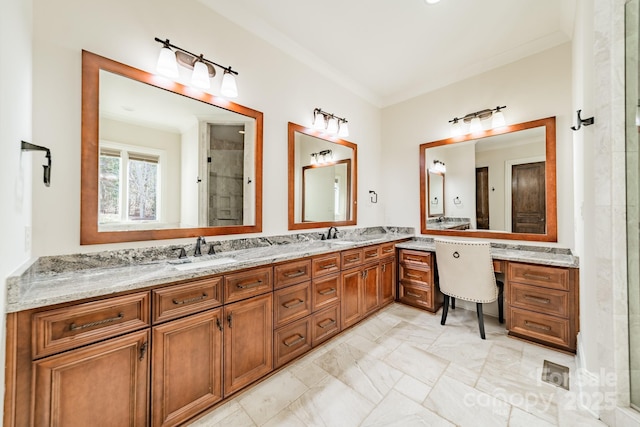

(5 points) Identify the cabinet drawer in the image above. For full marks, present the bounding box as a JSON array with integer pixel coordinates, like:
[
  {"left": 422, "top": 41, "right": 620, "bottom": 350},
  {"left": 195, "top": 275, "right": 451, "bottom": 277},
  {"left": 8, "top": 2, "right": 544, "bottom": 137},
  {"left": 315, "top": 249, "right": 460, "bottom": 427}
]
[
  {"left": 363, "top": 246, "right": 380, "bottom": 262},
  {"left": 312, "top": 274, "right": 340, "bottom": 311},
  {"left": 153, "top": 276, "right": 222, "bottom": 324},
  {"left": 341, "top": 249, "right": 364, "bottom": 269},
  {"left": 274, "top": 259, "right": 312, "bottom": 290},
  {"left": 399, "top": 249, "right": 431, "bottom": 268},
  {"left": 509, "top": 283, "right": 569, "bottom": 318},
  {"left": 399, "top": 264, "right": 431, "bottom": 285},
  {"left": 223, "top": 267, "right": 273, "bottom": 303},
  {"left": 398, "top": 283, "right": 433, "bottom": 311},
  {"left": 274, "top": 282, "right": 312, "bottom": 328},
  {"left": 509, "top": 307, "right": 571, "bottom": 350},
  {"left": 274, "top": 317, "right": 311, "bottom": 368},
  {"left": 311, "top": 304, "right": 340, "bottom": 346},
  {"left": 312, "top": 253, "right": 341, "bottom": 277},
  {"left": 508, "top": 262, "right": 569, "bottom": 291},
  {"left": 32, "top": 292, "right": 150, "bottom": 359},
  {"left": 379, "top": 243, "right": 395, "bottom": 258}
]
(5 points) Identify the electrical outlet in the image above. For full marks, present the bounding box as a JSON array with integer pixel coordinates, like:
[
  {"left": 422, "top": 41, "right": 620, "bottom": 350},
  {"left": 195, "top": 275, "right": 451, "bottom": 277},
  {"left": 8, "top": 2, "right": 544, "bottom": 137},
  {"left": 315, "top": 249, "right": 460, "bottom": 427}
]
[{"left": 24, "top": 226, "right": 31, "bottom": 252}]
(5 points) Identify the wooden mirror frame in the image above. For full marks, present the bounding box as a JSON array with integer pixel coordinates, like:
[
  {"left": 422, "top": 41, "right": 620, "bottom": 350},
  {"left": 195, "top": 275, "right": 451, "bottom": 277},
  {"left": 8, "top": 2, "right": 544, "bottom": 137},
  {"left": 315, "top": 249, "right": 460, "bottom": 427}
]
[
  {"left": 81, "top": 50, "right": 263, "bottom": 244},
  {"left": 288, "top": 122, "right": 358, "bottom": 230},
  {"left": 419, "top": 116, "right": 557, "bottom": 242}
]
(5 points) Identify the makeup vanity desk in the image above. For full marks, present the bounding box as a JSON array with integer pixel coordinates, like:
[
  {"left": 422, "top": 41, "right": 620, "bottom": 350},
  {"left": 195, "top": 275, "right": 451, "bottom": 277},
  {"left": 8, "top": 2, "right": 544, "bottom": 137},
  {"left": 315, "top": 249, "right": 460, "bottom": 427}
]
[{"left": 394, "top": 239, "right": 579, "bottom": 353}]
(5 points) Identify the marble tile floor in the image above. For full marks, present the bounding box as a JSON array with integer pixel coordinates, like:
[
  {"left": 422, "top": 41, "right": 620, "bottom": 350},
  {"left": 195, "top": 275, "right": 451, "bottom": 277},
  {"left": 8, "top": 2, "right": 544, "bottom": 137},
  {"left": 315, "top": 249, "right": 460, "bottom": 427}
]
[{"left": 187, "top": 303, "right": 607, "bottom": 427}]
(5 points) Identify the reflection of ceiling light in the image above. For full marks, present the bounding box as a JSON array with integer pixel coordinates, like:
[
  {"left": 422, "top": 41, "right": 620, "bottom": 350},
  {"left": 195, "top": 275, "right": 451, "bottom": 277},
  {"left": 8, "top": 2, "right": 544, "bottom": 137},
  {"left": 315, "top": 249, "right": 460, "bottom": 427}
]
[
  {"left": 449, "top": 106, "right": 507, "bottom": 136},
  {"left": 312, "top": 108, "right": 349, "bottom": 137},
  {"left": 154, "top": 37, "right": 239, "bottom": 97}
]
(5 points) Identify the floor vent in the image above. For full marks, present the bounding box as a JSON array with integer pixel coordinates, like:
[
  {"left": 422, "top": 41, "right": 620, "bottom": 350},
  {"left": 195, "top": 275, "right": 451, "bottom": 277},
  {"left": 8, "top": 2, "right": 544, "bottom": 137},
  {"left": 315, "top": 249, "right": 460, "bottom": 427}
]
[{"left": 541, "top": 360, "right": 570, "bottom": 390}]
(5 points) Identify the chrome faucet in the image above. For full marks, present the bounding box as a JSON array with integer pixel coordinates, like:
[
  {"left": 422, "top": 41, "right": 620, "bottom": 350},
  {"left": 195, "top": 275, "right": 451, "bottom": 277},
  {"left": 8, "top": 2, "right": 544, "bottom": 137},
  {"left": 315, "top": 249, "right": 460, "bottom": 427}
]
[
  {"left": 327, "top": 227, "right": 338, "bottom": 239},
  {"left": 194, "top": 236, "right": 206, "bottom": 256}
]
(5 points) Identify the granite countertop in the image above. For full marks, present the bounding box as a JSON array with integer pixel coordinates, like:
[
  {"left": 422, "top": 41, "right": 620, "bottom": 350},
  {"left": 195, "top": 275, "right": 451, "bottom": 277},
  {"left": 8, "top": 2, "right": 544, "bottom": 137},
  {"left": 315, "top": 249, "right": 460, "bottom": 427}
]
[
  {"left": 395, "top": 239, "right": 579, "bottom": 269},
  {"left": 6, "top": 230, "right": 413, "bottom": 313}
]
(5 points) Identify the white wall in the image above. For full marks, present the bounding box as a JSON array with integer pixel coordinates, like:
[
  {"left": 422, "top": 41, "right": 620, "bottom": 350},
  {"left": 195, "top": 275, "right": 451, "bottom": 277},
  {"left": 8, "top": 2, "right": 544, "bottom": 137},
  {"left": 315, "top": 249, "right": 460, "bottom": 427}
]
[
  {"left": 382, "top": 43, "right": 574, "bottom": 248},
  {"left": 0, "top": 0, "right": 33, "bottom": 420},
  {"left": 30, "top": 0, "right": 382, "bottom": 256}
]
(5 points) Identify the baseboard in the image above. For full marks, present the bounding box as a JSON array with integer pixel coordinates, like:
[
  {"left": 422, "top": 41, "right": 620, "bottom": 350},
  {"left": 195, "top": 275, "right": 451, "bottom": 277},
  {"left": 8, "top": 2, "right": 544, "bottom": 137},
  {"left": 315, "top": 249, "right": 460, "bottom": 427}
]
[{"left": 575, "top": 332, "right": 601, "bottom": 419}]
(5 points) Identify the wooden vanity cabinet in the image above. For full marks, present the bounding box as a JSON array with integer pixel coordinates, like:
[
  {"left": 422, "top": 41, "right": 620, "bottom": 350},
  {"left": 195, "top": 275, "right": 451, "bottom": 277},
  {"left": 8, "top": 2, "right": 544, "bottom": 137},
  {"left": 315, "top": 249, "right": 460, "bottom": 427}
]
[
  {"left": 379, "top": 250, "right": 396, "bottom": 306},
  {"left": 397, "top": 249, "right": 442, "bottom": 312},
  {"left": 506, "top": 262, "right": 579, "bottom": 352}
]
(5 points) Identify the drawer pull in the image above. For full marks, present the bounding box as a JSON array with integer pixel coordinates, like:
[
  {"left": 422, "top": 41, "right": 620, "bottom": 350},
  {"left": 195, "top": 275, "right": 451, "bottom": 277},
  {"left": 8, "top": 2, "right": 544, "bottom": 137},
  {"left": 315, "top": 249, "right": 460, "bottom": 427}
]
[
  {"left": 365, "top": 253, "right": 377, "bottom": 258},
  {"left": 139, "top": 341, "right": 148, "bottom": 361},
  {"left": 69, "top": 312, "right": 124, "bottom": 331},
  {"left": 236, "top": 280, "right": 263, "bottom": 289},
  {"left": 346, "top": 256, "right": 360, "bottom": 262},
  {"left": 382, "top": 265, "right": 386, "bottom": 273},
  {"left": 405, "top": 257, "right": 423, "bottom": 263},
  {"left": 318, "top": 318, "right": 336, "bottom": 329},
  {"left": 383, "top": 248, "right": 393, "bottom": 253},
  {"left": 283, "top": 334, "right": 305, "bottom": 347},
  {"left": 406, "top": 291, "right": 421, "bottom": 298},
  {"left": 283, "top": 299, "right": 304, "bottom": 309},
  {"left": 406, "top": 273, "right": 421, "bottom": 279},
  {"left": 318, "top": 287, "right": 336, "bottom": 296},
  {"left": 320, "top": 263, "right": 337, "bottom": 270},
  {"left": 172, "top": 293, "right": 208, "bottom": 305},
  {"left": 523, "top": 273, "right": 551, "bottom": 281},
  {"left": 524, "top": 295, "right": 551, "bottom": 305},
  {"left": 284, "top": 270, "right": 307, "bottom": 278},
  {"left": 216, "top": 317, "right": 223, "bottom": 331},
  {"left": 524, "top": 320, "right": 551, "bottom": 332}
]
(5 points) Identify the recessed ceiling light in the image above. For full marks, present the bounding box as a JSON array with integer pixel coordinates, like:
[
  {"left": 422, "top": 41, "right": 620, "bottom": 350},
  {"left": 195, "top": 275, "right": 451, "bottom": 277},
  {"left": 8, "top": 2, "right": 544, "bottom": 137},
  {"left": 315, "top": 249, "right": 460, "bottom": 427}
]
[{"left": 425, "top": 0, "right": 441, "bottom": 4}]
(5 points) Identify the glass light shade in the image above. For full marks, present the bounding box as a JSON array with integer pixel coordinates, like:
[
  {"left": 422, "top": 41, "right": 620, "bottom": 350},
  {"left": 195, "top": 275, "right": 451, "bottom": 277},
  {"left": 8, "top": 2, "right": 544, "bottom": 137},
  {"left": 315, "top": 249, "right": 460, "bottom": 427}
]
[
  {"left": 191, "top": 60, "right": 211, "bottom": 89},
  {"left": 313, "top": 113, "right": 325, "bottom": 130},
  {"left": 338, "top": 121, "right": 349, "bottom": 137},
  {"left": 327, "top": 117, "right": 339, "bottom": 134},
  {"left": 450, "top": 119, "right": 463, "bottom": 136},
  {"left": 492, "top": 110, "right": 506, "bottom": 128},
  {"left": 469, "top": 116, "right": 483, "bottom": 133},
  {"left": 310, "top": 154, "right": 317, "bottom": 165},
  {"left": 221, "top": 71, "right": 238, "bottom": 98},
  {"left": 157, "top": 47, "right": 179, "bottom": 78}
]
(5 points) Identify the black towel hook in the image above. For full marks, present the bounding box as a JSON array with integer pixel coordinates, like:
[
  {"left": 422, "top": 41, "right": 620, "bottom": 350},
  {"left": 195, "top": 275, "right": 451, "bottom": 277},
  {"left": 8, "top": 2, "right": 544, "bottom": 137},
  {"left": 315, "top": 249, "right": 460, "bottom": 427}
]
[
  {"left": 21, "top": 141, "right": 52, "bottom": 187},
  {"left": 571, "top": 109, "right": 594, "bottom": 131}
]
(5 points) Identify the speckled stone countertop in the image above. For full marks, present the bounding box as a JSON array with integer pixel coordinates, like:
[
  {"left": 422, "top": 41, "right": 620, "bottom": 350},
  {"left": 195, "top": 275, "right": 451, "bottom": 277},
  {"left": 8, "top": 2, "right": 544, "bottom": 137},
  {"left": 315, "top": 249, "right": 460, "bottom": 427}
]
[
  {"left": 6, "top": 228, "right": 579, "bottom": 313},
  {"left": 6, "top": 227, "right": 413, "bottom": 313},
  {"left": 396, "top": 238, "right": 579, "bottom": 268},
  {"left": 426, "top": 217, "right": 471, "bottom": 230}
]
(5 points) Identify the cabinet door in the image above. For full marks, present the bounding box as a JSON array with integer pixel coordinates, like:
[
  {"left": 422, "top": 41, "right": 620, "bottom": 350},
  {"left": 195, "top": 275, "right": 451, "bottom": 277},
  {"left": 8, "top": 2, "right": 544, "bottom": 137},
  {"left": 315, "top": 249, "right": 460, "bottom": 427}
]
[
  {"left": 363, "top": 263, "right": 380, "bottom": 315},
  {"left": 341, "top": 268, "right": 362, "bottom": 329},
  {"left": 32, "top": 330, "right": 150, "bottom": 427},
  {"left": 379, "top": 257, "right": 396, "bottom": 306},
  {"left": 223, "top": 293, "right": 273, "bottom": 396},
  {"left": 152, "top": 308, "right": 223, "bottom": 427}
]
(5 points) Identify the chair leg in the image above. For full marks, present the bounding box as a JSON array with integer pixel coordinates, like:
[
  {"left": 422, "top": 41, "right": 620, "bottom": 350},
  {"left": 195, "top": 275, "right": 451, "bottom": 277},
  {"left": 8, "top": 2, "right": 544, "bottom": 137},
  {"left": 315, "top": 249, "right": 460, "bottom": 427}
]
[
  {"left": 441, "top": 295, "right": 449, "bottom": 325},
  {"left": 497, "top": 281, "right": 504, "bottom": 324},
  {"left": 476, "top": 303, "right": 486, "bottom": 339},
  {"left": 451, "top": 297, "right": 455, "bottom": 309}
]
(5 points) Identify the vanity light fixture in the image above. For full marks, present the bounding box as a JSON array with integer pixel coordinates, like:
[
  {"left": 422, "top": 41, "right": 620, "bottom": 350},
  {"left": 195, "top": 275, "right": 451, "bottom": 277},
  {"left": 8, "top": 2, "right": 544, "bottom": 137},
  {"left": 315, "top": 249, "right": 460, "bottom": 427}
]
[
  {"left": 430, "top": 159, "right": 446, "bottom": 174},
  {"left": 154, "top": 37, "right": 239, "bottom": 97},
  {"left": 312, "top": 108, "right": 349, "bottom": 137},
  {"left": 448, "top": 105, "right": 507, "bottom": 136},
  {"left": 310, "top": 149, "right": 333, "bottom": 165}
]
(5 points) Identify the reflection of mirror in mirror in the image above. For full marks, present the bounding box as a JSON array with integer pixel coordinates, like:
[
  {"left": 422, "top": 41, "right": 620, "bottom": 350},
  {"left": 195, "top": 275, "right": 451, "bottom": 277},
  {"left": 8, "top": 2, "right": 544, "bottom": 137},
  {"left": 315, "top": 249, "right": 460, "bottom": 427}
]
[
  {"left": 419, "top": 117, "right": 557, "bottom": 242},
  {"left": 288, "top": 122, "right": 357, "bottom": 230},
  {"left": 427, "top": 171, "right": 444, "bottom": 217},
  {"left": 303, "top": 160, "right": 351, "bottom": 222},
  {"left": 81, "top": 50, "right": 263, "bottom": 244}
]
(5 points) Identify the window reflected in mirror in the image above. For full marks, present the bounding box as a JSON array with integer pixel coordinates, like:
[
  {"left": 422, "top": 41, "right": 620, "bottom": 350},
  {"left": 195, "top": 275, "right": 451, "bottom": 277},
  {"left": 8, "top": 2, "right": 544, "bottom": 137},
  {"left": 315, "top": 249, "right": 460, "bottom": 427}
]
[
  {"left": 288, "top": 122, "right": 357, "bottom": 230},
  {"left": 420, "top": 117, "right": 557, "bottom": 242}
]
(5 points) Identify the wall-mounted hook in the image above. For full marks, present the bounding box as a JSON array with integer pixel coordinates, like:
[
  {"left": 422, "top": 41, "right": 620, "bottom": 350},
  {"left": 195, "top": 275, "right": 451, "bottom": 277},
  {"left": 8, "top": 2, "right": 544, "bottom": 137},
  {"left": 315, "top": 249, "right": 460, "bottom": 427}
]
[
  {"left": 571, "top": 109, "right": 594, "bottom": 131},
  {"left": 369, "top": 190, "right": 378, "bottom": 204},
  {"left": 431, "top": 197, "right": 439, "bottom": 205},
  {"left": 21, "top": 141, "right": 52, "bottom": 187},
  {"left": 247, "top": 177, "right": 252, "bottom": 184},
  {"left": 453, "top": 196, "right": 461, "bottom": 205}
]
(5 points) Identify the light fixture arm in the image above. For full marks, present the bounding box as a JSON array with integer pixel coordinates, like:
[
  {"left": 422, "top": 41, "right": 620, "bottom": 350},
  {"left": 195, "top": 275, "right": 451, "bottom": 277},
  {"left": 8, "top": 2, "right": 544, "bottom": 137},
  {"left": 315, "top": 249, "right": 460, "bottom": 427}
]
[
  {"left": 314, "top": 107, "right": 347, "bottom": 124},
  {"left": 154, "top": 37, "right": 238, "bottom": 76},
  {"left": 449, "top": 105, "right": 506, "bottom": 125}
]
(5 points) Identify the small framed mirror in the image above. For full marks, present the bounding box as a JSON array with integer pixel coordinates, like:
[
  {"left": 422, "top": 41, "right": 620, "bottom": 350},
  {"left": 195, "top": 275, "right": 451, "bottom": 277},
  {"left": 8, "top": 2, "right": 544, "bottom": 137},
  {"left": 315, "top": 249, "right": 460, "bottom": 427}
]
[
  {"left": 81, "top": 51, "right": 263, "bottom": 244},
  {"left": 288, "top": 122, "right": 357, "bottom": 230}
]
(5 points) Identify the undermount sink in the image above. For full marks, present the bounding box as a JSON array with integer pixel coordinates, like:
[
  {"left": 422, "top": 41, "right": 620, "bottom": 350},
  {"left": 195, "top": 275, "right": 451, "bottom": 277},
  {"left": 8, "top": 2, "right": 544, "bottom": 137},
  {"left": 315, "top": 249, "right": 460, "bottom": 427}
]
[{"left": 171, "top": 257, "right": 237, "bottom": 271}]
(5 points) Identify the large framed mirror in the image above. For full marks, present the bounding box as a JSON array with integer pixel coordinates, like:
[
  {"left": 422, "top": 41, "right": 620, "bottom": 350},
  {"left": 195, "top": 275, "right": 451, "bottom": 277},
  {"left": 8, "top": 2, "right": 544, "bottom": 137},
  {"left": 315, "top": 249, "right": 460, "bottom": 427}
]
[
  {"left": 288, "top": 122, "right": 357, "bottom": 230},
  {"left": 419, "top": 116, "right": 557, "bottom": 242},
  {"left": 81, "top": 50, "right": 263, "bottom": 244}
]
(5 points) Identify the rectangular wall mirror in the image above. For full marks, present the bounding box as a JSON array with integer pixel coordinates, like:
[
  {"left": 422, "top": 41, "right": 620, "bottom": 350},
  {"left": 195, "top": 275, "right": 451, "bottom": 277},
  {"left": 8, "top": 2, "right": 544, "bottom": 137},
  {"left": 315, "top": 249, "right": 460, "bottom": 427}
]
[
  {"left": 81, "top": 51, "right": 263, "bottom": 244},
  {"left": 288, "top": 122, "right": 357, "bottom": 230},
  {"left": 419, "top": 116, "right": 557, "bottom": 242}
]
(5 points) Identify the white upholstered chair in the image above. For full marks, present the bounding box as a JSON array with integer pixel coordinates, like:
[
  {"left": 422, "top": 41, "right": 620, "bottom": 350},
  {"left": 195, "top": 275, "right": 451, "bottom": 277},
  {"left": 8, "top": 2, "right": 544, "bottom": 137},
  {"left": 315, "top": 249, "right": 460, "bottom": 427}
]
[{"left": 434, "top": 238, "right": 504, "bottom": 339}]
